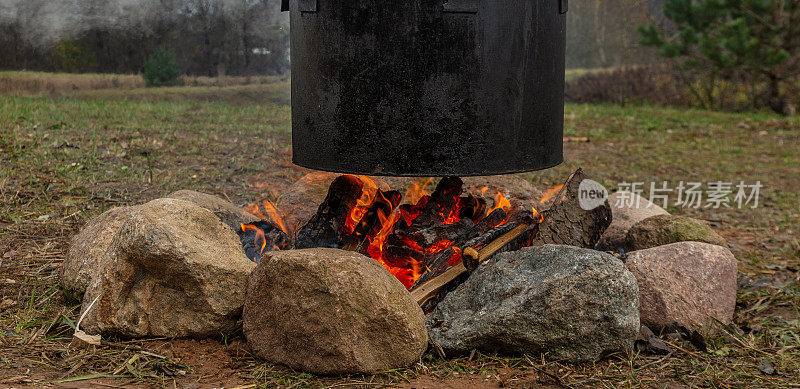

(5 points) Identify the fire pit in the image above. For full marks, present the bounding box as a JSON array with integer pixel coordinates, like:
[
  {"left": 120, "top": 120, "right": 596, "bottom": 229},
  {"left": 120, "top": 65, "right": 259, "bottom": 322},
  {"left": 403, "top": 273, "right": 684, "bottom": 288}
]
[
  {"left": 62, "top": 172, "right": 738, "bottom": 373},
  {"left": 257, "top": 0, "right": 582, "bottom": 312},
  {"left": 239, "top": 170, "right": 612, "bottom": 310}
]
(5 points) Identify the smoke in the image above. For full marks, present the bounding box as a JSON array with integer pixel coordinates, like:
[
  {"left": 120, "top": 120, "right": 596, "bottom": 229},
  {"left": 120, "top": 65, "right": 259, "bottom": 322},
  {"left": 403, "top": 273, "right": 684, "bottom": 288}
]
[{"left": 0, "top": 0, "right": 287, "bottom": 47}]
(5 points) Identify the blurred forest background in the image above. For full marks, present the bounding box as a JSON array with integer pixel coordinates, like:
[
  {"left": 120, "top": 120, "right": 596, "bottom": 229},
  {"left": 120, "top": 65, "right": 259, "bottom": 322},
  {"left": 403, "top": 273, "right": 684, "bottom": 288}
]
[
  {"left": 0, "top": 0, "right": 290, "bottom": 76},
  {"left": 0, "top": 0, "right": 797, "bottom": 114},
  {"left": 567, "top": 0, "right": 668, "bottom": 69},
  {"left": 0, "top": 0, "right": 661, "bottom": 76}
]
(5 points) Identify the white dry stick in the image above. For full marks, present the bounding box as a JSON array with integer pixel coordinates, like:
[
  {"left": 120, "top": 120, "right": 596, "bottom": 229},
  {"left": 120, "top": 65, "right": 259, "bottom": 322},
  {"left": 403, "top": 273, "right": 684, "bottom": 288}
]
[
  {"left": 70, "top": 295, "right": 102, "bottom": 349},
  {"left": 75, "top": 294, "right": 100, "bottom": 332}
]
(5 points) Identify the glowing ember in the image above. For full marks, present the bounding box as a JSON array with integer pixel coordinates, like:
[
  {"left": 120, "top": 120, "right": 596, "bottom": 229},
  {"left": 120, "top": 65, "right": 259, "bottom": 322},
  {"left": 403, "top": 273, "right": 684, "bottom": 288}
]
[
  {"left": 441, "top": 201, "right": 464, "bottom": 224},
  {"left": 447, "top": 247, "right": 463, "bottom": 266},
  {"left": 366, "top": 209, "right": 421, "bottom": 288}
]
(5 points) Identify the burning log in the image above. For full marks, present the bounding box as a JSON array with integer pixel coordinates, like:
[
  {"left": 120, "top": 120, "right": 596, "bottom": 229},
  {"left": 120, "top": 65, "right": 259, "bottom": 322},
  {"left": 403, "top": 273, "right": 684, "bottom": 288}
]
[
  {"left": 376, "top": 177, "right": 491, "bottom": 288},
  {"left": 395, "top": 176, "right": 464, "bottom": 232},
  {"left": 409, "top": 208, "right": 510, "bottom": 288},
  {"left": 529, "top": 168, "right": 612, "bottom": 248},
  {"left": 285, "top": 169, "right": 610, "bottom": 308},
  {"left": 293, "top": 175, "right": 364, "bottom": 249},
  {"left": 343, "top": 190, "right": 402, "bottom": 253},
  {"left": 397, "top": 219, "right": 473, "bottom": 249},
  {"left": 239, "top": 221, "right": 292, "bottom": 263}
]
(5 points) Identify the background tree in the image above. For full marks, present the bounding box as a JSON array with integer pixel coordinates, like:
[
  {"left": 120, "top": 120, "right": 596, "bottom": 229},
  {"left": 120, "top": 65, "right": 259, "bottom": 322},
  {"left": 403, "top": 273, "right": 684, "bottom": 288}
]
[
  {"left": 143, "top": 48, "right": 182, "bottom": 86},
  {"left": 640, "top": 0, "right": 800, "bottom": 112}
]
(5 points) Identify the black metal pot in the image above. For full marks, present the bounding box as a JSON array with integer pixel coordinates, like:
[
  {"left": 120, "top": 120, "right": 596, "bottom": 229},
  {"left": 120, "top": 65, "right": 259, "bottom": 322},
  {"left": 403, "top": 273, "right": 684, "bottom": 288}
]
[{"left": 285, "top": 0, "right": 567, "bottom": 177}]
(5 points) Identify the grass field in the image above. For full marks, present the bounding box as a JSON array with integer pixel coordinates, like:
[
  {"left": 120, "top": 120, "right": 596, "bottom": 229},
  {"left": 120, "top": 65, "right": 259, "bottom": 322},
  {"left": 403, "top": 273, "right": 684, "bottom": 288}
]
[{"left": 1, "top": 74, "right": 799, "bottom": 387}]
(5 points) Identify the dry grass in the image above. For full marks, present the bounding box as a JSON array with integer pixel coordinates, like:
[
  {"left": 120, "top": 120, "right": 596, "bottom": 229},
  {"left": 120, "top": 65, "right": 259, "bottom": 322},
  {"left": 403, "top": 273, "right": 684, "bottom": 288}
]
[
  {"left": 0, "top": 70, "right": 287, "bottom": 97},
  {"left": 0, "top": 71, "right": 145, "bottom": 96},
  {"left": 182, "top": 74, "right": 287, "bottom": 88},
  {"left": 1, "top": 72, "right": 799, "bottom": 388}
]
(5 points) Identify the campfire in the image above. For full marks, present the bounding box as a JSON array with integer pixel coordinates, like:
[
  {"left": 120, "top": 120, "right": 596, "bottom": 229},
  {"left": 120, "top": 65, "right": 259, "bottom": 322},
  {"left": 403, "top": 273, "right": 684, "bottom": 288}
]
[{"left": 238, "top": 169, "right": 612, "bottom": 309}]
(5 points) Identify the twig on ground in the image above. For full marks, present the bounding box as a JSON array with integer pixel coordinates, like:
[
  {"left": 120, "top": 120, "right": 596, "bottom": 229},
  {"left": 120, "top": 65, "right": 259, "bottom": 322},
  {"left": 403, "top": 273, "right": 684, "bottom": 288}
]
[
  {"left": 635, "top": 352, "right": 673, "bottom": 371},
  {"left": 523, "top": 355, "right": 571, "bottom": 388}
]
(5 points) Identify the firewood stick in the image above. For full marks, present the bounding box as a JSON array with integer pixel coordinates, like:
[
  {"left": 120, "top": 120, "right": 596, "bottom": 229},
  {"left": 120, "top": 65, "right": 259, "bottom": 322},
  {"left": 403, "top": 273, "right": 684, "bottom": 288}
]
[
  {"left": 410, "top": 262, "right": 467, "bottom": 307},
  {"left": 411, "top": 223, "right": 531, "bottom": 306},
  {"left": 462, "top": 223, "right": 530, "bottom": 267}
]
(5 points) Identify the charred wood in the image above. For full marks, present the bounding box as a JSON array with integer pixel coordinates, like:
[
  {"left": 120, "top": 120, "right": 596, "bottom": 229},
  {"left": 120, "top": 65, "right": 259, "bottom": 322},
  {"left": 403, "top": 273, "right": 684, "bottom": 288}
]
[
  {"left": 397, "top": 218, "right": 473, "bottom": 248},
  {"left": 461, "top": 222, "right": 520, "bottom": 271},
  {"left": 412, "top": 221, "right": 534, "bottom": 306},
  {"left": 396, "top": 177, "right": 463, "bottom": 231},
  {"left": 238, "top": 220, "right": 291, "bottom": 263},
  {"left": 293, "top": 175, "right": 364, "bottom": 249},
  {"left": 409, "top": 207, "right": 511, "bottom": 285}
]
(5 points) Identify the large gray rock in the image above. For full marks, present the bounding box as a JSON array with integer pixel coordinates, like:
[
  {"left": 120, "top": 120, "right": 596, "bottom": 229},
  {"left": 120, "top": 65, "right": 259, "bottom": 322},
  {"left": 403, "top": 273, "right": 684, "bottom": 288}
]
[
  {"left": 243, "top": 248, "right": 427, "bottom": 374},
  {"left": 626, "top": 242, "right": 738, "bottom": 334},
  {"left": 80, "top": 198, "right": 255, "bottom": 338},
  {"left": 428, "top": 245, "right": 639, "bottom": 362},
  {"left": 597, "top": 192, "right": 669, "bottom": 251},
  {"left": 625, "top": 214, "right": 727, "bottom": 251},
  {"left": 61, "top": 206, "right": 136, "bottom": 299},
  {"left": 167, "top": 189, "right": 258, "bottom": 230}
]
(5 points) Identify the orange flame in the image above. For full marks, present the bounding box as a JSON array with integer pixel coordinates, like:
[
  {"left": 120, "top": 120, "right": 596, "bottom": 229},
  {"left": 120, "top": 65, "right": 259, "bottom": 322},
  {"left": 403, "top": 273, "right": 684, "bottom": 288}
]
[
  {"left": 404, "top": 178, "right": 433, "bottom": 205},
  {"left": 262, "top": 200, "right": 288, "bottom": 235},
  {"left": 244, "top": 203, "right": 266, "bottom": 220},
  {"left": 344, "top": 175, "right": 380, "bottom": 235},
  {"left": 486, "top": 190, "right": 512, "bottom": 216},
  {"left": 540, "top": 184, "right": 564, "bottom": 204},
  {"left": 365, "top": 207, "right": 423, "bottom": 288},
  {"left": 339, "top": 175, "right": 426, "bottom": 288},
  {"left": 532, "top": 206, "right": 545, "bottom": 223},
  {"left": 241, "top": 223, "right": 267, "bottom": 254},
  {"left": 244, "top": 200, "right": 289, "bottom": 235}
]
